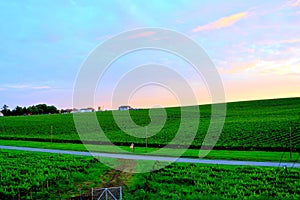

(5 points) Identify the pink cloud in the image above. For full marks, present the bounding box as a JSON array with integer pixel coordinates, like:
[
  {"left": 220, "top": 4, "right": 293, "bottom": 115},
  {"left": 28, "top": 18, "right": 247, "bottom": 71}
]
[
  {"left": 219, "top": 60, "right": 260, "bottom": 75},
  {"left": 262, "top": 39, "right": 299, "bottom": 45},
  {"left": 290, "top": 0, "right": 300, "bottom": 7},
  {"left": 219, "top": 57, "right": 300, "bottom": 75},
  {"left": 128, "top": 31, "right": 156, "bottom": 39},
  {"left": 193, "top": 12, "right": 249, "bottom": 32}
]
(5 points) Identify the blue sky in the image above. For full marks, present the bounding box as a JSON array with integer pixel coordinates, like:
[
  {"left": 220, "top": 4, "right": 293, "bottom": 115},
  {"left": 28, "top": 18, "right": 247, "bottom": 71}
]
[{"left": 0, "top": 0, "right": 299, "bottom": 109}]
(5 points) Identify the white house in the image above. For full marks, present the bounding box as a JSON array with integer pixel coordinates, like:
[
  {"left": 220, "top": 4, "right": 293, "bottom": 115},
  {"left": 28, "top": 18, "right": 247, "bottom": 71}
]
[
  {"left": 78, "top": 108, "right": 94, "bottom": 113},
  {"left": 118, "top": 106, "right": 132, "bottom": 111},
  {"left": 0, "top": 112, "right": 3, "bottom": 117}
]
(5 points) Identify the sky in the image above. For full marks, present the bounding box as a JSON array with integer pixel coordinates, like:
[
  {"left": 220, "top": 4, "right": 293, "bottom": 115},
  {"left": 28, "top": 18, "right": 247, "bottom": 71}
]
[{"left": 0, "top": 0, "right": 299, "bottom": 110}]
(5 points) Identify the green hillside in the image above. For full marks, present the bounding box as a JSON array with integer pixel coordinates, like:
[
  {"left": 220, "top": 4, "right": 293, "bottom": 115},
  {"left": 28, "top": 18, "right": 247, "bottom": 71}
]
[{"left": 0, "top": 97, "right": 299, "bottom": 151}]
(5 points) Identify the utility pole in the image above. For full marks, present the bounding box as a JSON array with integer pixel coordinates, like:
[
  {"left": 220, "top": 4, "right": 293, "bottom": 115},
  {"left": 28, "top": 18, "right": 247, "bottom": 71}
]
[
  {"left": 146, "top": 126, "right": 148, "bottom": 153},
  {"left": 290, "top": 121, "right": 292, "bottom": 159}
]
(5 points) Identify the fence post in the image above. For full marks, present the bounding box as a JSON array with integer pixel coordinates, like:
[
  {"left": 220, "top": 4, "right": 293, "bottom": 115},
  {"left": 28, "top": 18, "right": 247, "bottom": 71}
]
[{"left": 120, "top": 187, "right": 122, "bottom": 200}]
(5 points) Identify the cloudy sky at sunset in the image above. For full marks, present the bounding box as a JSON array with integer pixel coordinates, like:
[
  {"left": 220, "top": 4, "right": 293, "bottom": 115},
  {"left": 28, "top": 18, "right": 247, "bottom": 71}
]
[{"left": 0, "top": 0, "right": 299, "bottom": 110}]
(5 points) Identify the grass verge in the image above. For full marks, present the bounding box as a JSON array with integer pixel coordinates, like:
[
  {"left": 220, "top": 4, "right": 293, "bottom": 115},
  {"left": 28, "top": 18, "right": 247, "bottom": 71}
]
[{"left": 0, "top": 139, "right": 299, "bottom": 163}]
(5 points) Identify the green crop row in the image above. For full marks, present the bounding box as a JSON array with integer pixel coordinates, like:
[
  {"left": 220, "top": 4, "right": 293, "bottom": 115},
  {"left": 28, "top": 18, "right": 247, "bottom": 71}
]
[
  {"left": 0, "top": 98, "right": 299, "bottom": 151},
  {"left": 1, "top": 150, "right": 300, "bottom": 199},
  {"left": 125, "top": 162, "right": 300, "bottom": 199},
  {"left": 0, "top": 150, "right": 109, "bottom": 199}
]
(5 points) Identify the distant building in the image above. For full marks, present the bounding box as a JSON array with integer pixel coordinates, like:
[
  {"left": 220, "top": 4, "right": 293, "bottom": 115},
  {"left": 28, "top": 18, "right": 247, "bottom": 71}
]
[
  {"left": 70, "top": 109, "right": 79, "bottom": 113},
  {"left": 78, "top": 108, "right": 95, "bottom": 113},
  {"left": 61, "top": 108, "right": 78, "bottom": 114},
  {"left": 0, "top": 112, "right": 3, "bottom": 117},
  {"left": 118, "top": 105, "right": 132, "bottom": 111},
  {"left": 61, "top": 107, "right": 95, "bottom": 113}
]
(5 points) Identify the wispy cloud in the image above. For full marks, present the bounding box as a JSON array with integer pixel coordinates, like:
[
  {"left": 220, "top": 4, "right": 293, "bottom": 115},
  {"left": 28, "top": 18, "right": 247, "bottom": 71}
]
[
  {"left": 290, "top": 0, "right": 300, "bottom": 7},
  {"left": 32, "top": 86, "right": 52, "bottom": 90},
  {"left": 128, "top": 31, "right": 156, "bottom": 39},
  {"left": 219, "top": 60, "right": 259, "bottom": 74},
  {"left": 2, "top": 84, "right": 52, "bottom": 90},
  {"left": 220, "top": 58, "right": 300, "bottom": 76},
  {"left": 280, "top": 39, "right": 299, "bottom": 44},
  {"left": 286, "top": 72, "right": 300, "bottom": 76},
  {"left": 262, "top": 39, "right": 299, "bottom": 45},
  {"left": 192, "top": 12, "right": 249, "bottom": 32}
]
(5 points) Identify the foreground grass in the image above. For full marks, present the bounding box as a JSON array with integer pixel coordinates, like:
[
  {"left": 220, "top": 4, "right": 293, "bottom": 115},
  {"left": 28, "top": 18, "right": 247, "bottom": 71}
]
[
  {"left": 0, "top": 149, "right": 110, "bottom": 199},
  {"left": 125, "top": 162, "right": 300, "bottom": 199},
  {"left": 1, "top": 139, "right": 299, "bottom": 163},
  {"left": 2, "top": 149, "right": 299, "bottom": 199}
]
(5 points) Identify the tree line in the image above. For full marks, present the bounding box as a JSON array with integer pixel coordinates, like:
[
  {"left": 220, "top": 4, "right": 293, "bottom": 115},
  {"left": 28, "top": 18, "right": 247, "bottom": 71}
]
[{"left": 1, "top": 104, "right": 58, "bottom": 116}]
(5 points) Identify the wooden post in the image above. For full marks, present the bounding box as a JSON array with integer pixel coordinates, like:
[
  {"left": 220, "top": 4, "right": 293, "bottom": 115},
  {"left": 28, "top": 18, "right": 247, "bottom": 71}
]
[
  {"left": 146, "top": 126, "right": 148, "bottom": 153},
  {"left": 51, "top": 125, "right": 53, "bottom": 144},
  {"left": 290, "top": 121, "right": 292, "bottom": 159}
]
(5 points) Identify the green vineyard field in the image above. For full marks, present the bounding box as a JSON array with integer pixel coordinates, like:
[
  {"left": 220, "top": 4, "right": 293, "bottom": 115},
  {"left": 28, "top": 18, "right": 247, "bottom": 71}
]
[
  {"left": 0, "top": 98, "right": 300, "bottom": 151},
  {"left": 0, "top": 150, "right": 109, "bottom": 199},
  {"left": 126, "top": 162, "right": 300, "bottom": 199},
  {"left": 1, "top": 150, "right": 299, "bottom": 199}
]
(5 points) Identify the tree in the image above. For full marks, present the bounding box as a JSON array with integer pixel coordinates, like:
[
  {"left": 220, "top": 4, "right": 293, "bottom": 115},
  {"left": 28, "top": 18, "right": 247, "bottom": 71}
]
[
  {"left": 22, "top": 107, "right": 28, "bottom": 115},
  {"left": 1, "top": 104, "right": 58, "bottom": 116},
  {"left": 36, "top": 104, "right": 48, "bottom": 114},
  {"left": 47, "top": 105, "right": 58, "bottom": 114},
  {"left": 12, "top": 106, "right": 23, "bottom": 116},
  {"left": 27, "top": 106, "right": 38, "bottom": 115},
  {"left": 2, "top": 105, "right": 8, "bottom": 111},
  {"left": 1, "top": 105, "right": 11, "bottom": 116}
]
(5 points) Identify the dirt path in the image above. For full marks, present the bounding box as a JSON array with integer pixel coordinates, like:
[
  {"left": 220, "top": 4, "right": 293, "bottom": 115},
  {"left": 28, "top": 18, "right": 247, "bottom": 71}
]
[
  {"left": 71, "top": 159, "right": 136, "bottom": 199},
  {"left": 100, "top": 158, "right": 136, "bottom": 188}
]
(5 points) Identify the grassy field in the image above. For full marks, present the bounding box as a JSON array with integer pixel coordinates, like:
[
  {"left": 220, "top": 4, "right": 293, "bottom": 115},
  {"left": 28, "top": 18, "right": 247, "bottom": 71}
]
[
  {"left": 1, "top": 139, "right": 299, "bottom": 162},
  {"left": 0, "top": 97, "right": 300, "bottom": 152}
]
